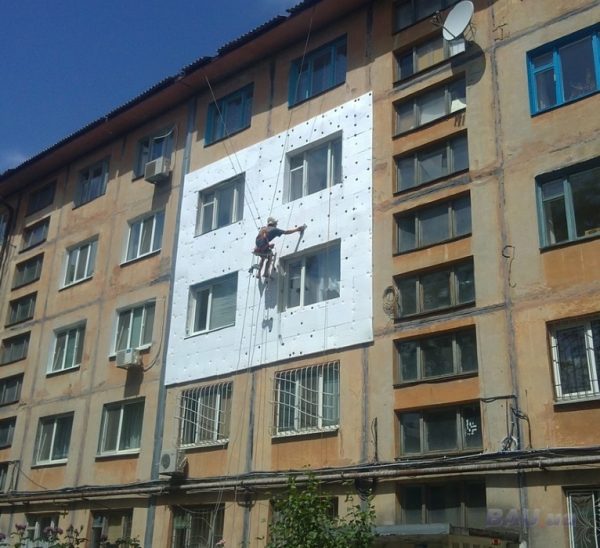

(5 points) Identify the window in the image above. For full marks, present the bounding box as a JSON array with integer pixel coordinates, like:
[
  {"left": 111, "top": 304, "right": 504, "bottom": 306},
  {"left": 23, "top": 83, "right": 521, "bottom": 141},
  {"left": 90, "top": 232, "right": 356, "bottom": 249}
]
[
  {"left": 26, "top": 181, "right": 56, "bottom": 216},
  {"left": 396, "top": 194, "right": 471, "bottom": 252},
  {"left": 398, "top": 482, "right": 486, "bottom": 527},
  {"left": 395, "top": 34, "right": 465, "bottom": 81},
  {"left": 528, "top": 26, "right": 599, "bottom": 114},
  {"left": 172, "top": 505, "right": 224, "bottom": 548},
  {"left": 289, "top": 36, "right": 347, "bottom": 106},
  {"left": 287, "top": 138, "right": 342, "bottom": 202},
  {"left": 180, "top": 382, "right": 232, "bottom": 447},
  {"left": 134, "top": 129, "right": 174, "bottom": 177},
  {"left": 0, "top": 375, "right": 23, "bottom": 405},
  {"left": 399, "top": 403, "right": 482, "bottom": 455},
  {"left": 25, "top": 515, "right": 60, "bottom": 547},
  {"left": 0, "top": 417, "right": 16, "bottom": 448},
  {"left": 125, "top": 211, "right": 164, "bottom": 261},
  {"left": 274, "top": 361, "right": 339, "bottom": 436},
  {"left": 0, "top": 332, "right": 29, "bottom": 364},
  {"left": 550, "top": 317, "right": 600, "bottom": 401},
  {"left": 0, "top": 212, "right": 7, "bottom": 243},
  {"left": 395, "top": 260, "right": 474, "bottom": 318},
  {"left": 396, "top": 328, "right": 478, "bottom": 382},
  {"left": 64, "top": 239, "right": 97, "bottom": 286},
  {"left": 7, "top": 293, "right": 36, "bottom": 325},
  {"left": 50, "top": 324, "right": 85, "bottom": 374},
  {"left": 13, "top": 254, "right": 43, "bottom": 288},
  {"left": 395, "top": 78, "right": 466, "bottom": 134},
  {"left": 98, "top": 399, "right": 144, "bottom": 455},
  {"left": 22, "top": 218, "right": 49, "bottom": 250},
  {"left": 196, "top": 176, "right": 244, "bottom": 234},
  {"left": 34, "top": 414, "right": 73, "bottom": 464},
  {"left": 90, "top": 511, "right": 132, "bottom": 548},
  {"left": 394, "top": 0, "right": 459, "bottom": 32},
  {"left": 115, "top": 302, "right": 155, "bottom": 352},
  {"left": 396, "top": 133, "right": 468, "bottom": 192},
  {"left": 0, "top": 462, "right": 8, "bottom": 492},
  {"left": 537, "top": 162, "right": 600, "bottom": 247},
  {"left": 282, "top": 242, "right": 340, "bottom": 309},
  {"left": 205, "top": 84, "right": 253, "bottom": 145},
  {"left": 567, "top": 490, "right": 600, "bottom": 548},
  {"left": 188, "top": 274, "right": 237, "bottom": 334},
  {"left": 75, "top": 159, "right": 109, "bottom": 206}
]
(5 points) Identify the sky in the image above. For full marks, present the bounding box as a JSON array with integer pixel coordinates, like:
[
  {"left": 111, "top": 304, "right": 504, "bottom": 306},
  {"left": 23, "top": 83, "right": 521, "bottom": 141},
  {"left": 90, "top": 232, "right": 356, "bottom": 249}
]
[{"left": 0, "top": 0, "right": 299, "bottom": 174}]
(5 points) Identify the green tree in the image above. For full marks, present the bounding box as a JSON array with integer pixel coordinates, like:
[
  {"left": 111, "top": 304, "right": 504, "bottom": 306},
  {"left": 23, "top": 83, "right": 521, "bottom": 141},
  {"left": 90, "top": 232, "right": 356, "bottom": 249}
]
[{"left": 267, "top": 473, "right": 375, "bottom": 548}]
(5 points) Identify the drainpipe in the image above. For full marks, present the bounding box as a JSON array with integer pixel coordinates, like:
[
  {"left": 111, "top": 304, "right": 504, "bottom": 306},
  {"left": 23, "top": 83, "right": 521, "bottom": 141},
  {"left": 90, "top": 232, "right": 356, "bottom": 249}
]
[{"left": 143, "top": 93, "right": 197, "bottom": 547}]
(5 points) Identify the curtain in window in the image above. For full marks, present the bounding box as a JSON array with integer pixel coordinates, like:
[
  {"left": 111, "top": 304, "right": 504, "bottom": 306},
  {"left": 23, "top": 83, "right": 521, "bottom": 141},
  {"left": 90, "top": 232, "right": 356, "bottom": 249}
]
[
  {"left": 322, "top": 365, "right": 339, "bottom": 426},
  {"left": 120, "top": 402, "right": 143, "bottom": 450},
  {"left": 556, "top": 326, "right": 591, "bottom": 395},
  {"left": 102, "top": 407, "right": 121, "bottom": 452},
  {"left": 37, "top": 422, "right": 53, "bottom": 461},
  {"left": 210, "top": 276, "right": 236, "bottom": 329},
  {"left": 52, "top": 416, "right": 73, "bottom": 459},
  {"left": 559, "top": 36, "right": 596, "bottom": 101}
]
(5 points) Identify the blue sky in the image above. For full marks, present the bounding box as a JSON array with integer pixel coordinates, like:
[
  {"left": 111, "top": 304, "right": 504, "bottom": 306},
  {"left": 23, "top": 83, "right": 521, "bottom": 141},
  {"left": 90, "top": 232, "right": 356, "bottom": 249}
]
[{"left": 0, "top": 0, "right": 299, "bottom": 173}]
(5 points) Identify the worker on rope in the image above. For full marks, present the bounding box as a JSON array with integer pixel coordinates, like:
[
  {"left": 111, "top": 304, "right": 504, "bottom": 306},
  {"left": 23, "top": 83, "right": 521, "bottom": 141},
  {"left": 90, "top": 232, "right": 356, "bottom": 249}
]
[{"left": 253, "top": 217, "right": 306, "bottom": 280}]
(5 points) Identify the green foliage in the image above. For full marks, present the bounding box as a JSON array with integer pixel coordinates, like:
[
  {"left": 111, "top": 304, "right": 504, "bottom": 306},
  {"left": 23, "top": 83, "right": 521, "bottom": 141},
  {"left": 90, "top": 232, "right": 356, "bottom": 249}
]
[{"left": 267, "top": 473, "right": 375, "bottom": 548}]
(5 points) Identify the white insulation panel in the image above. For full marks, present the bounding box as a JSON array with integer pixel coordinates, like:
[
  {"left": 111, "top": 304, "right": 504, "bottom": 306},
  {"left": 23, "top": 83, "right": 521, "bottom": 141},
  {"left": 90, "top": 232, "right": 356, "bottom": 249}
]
[{"left": 166, "top": 93, "right": 373, "bottom": 385}]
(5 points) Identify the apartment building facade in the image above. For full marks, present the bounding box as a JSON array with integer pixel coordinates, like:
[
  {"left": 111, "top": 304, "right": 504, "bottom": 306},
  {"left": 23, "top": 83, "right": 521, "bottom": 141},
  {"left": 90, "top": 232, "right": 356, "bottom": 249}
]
[{"left": 0, "top": 0, "right": 599, "bottom": 547}]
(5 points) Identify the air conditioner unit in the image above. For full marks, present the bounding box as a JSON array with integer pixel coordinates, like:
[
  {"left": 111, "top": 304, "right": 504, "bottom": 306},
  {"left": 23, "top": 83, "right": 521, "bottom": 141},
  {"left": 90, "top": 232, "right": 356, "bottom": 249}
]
[
  {"left": 144, "top": 156, "right": 171, "bottom": 184},
  {"left": 115, "top": 348, "right": 141, "bottom": 369},
  {"left": 159, "top": 449, "right": 187, "bottom": 476}
]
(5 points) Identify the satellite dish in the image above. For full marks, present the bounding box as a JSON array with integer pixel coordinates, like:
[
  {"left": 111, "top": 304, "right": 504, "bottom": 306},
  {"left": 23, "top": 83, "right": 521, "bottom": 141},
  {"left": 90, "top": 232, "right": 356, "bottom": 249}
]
[{"left": 442, "top": 0, "right": 474, "bottom": 41}]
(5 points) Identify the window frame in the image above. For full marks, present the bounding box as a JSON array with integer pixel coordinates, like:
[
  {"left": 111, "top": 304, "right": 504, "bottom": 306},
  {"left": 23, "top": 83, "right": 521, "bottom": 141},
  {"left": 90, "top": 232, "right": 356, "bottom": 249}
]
[
  {"left": 188, "top": 273, "right": 238, "bottom": 335},
  {"left": 0, "top": 332, "right": 30, "bottom": 365},
  {"left": 273, "top": 361, "right": 340, "bottom": 437},
  {"left": 124, "top": 210, "right": 165, "bottom": 263},
  {"left": 395, "top": 259, "right": 475, "bottom": 318},
  {"left": 12, "top": 253, "right": 44, "bottom": 289},
  {"left": 550, "top": 316, "right": 600, "bottom": 401},
  {"left": 90, "top": 511, "right": 133, "bottom": 548},
  {"left": 286, "top": 136, "right": 342, "bottom": 202},
  {"left": 180, "top": 382, "right": 233, "bottom": 447},
  {"left": 62, "top": 238, "right": 98, "bottom": 287},
  {"left": 134, "top": 128, "right": 174, "bottom": 178},
  {"left": 393, "top": 0, "right": 460, "bottom": 33},
  {"left": 536, "top": 160, "right": 600, "bottom": 248},
  {"left": 6, "top": 292, "right": 37, "bottom": 326},
  {"left": 396, "top": 133, "right": 469, "bottom": 192},
  {"left": 394, "top": 77, "right": 466, "bottom": 135},
  {"left": 26, "top": 514, "right": 60, "bottom": 545},
  {"left": 0, "top": 374, "right": 23, "bottom": 406},
  {"left": 33, "top": 413, "right": 74, "bottom": 465},
  {"left": 396, "top": 193, "right": 471, "bottom": 253},
  {"left": 395, "top": 34, "right": 466, "bottom": 82},
  {"left": 566, "top": 489, "right": 600, "bottom": 547},
  {"left": 396, "top": 327, "right": 478, "bottom": 383},
  {"left": 289, "top": 36, "right": 347, "bottom": 106},
  {"left": 196, "top": 175, "right": 245, "bottom": 235},
  {"left": 49, "top": 323, "right": 85, "bottom": 375},
  {"left": 22, "top": 218, "right": 50, "bottom": 251},
  {"left": 280, "top": 241, "right": 341, "bottom": 310},
  {"left": 0, "top": 417, "right": 16, "bottom": 448},
  {"left": 171, "top": 504, "right": 225, "bottom": 548},
  {"left": 114, "top": 301, "right": 155, "bottom": 353},
  {"left": 75, "top": 158, "right": 109, "bottom": 207},
  {"left": 97, "top": 399, "right": 145, "bottom": 456},
  {"left": 398, "top": 403, "right": 483, "bottom": 456},
  {"left": 26, "top": 181, "right": 56, "bottom": 216},
  {"left": 205, "top": 84, "right": 253, "bottom": 145},
  {"left": 527, "top": 25, "right": 600, "bottom": 115}
]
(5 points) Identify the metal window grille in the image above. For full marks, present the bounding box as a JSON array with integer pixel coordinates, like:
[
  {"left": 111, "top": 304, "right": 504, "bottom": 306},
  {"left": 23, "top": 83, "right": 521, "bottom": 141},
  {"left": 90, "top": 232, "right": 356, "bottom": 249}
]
[
  {"left": 179, "top": 382, "right": 232, "bottom": 447},
  {"left": 273, "top": 361, "right": 340, "bottom": 436},
  {"left": 568, "top": 490, "right": 600, "bottom": 548}
]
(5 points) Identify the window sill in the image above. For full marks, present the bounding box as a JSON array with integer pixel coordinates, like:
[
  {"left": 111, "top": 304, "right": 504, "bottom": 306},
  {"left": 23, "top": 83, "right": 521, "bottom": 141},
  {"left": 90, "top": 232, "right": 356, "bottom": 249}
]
[
  {"left": 288, "top": 81, "right": 346, "bottom": 109},
  {"left": 46, "top": 365, "right": 80, "bottom": 378},
  {"left": 395, "top": 448, "right": 483, "bottom": 461},
  {"left": 540, "top": 231, "right": 600, "bottom": 253},
  {"left": 120, "top": 249, "right": 161, "bottom": 267},
  {"left": 4, "top": 317, "right": 34, "bottom": 328},
  {"left": 12, "top": 278, "right": 41, "bottom": 291},
  {"left": 394, "top": 169, "right": 470, "bottom": 197},
  {"left": 394, "top": 371, "right": 478, "bottom": 388},
  {"left": 393, "top": 233, "right": 471, "bottom": 257},
  {"left": 194, "top": 220, "right": 243, "bottom": 237},
  {"left": 393, "top": 108, "right": 466, "bottom": 140},
  {"left": 181, "top": 439, "right": 229, "bottom": 451},
  {"left": 0, "top": 356, "right": 27, "bottom": 367},
  {"left": 554, "top": 395, "right": 600, "bottom": 407},
  {"left": 0, "top": 400, "right": 19, "bottom": 408},
  {"left": 393, "top": 52, "right": 468, "bottom": 89},
  {"left": 185, "top": 323, "right": 235, "bottom": 339},
  {"left": 59, "top": 275, "right": 93, "bottom": 291},
  {"left": 31, "top": 460, "right": 68, "bottom": 469},
  {"left": 96, "top": 450, "right": 140, "bottom": 460},
  {"left": 108, "top": 344, "right": 151, "bottom": 360},
  {"left": 72, "top": 194, "right": 106, "bottom": 210},
  {"left": 204, "top": 124, "right": 251, "bottom": 148},
  {"left": 272, "top": 426, "right": 339, "bottom": 441},
  {"left": 20, "top": 240, "right": 47, "bottom": 254},
  {"left": 395, "top": 301, "right": 475, "bottom": 323},
  {"left": 531, "top": 88, "right": 599, "bottom": 117}
]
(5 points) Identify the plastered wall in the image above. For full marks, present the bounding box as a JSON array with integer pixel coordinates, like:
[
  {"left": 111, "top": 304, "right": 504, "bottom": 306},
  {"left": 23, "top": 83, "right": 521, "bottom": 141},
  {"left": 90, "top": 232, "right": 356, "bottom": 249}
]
[{"left": 167, "top": 93, "right": 373, "bottom": 385}]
